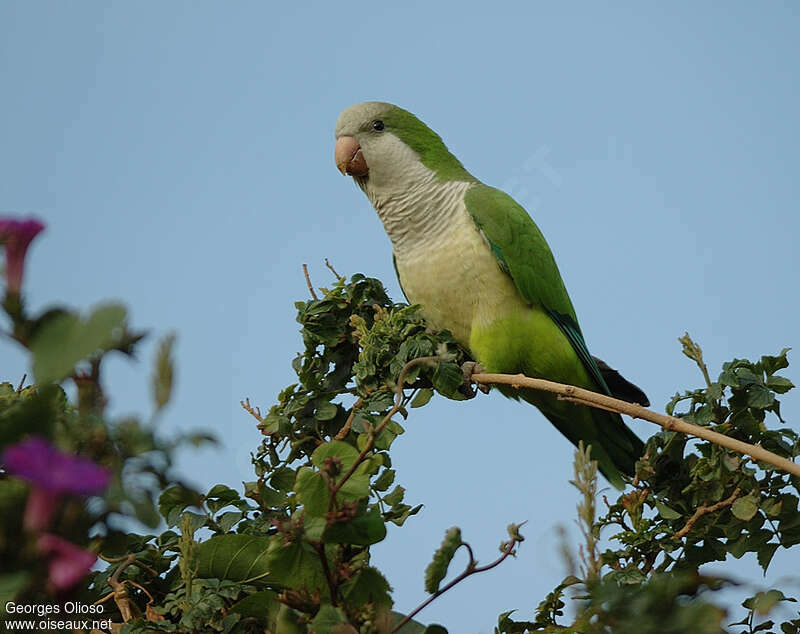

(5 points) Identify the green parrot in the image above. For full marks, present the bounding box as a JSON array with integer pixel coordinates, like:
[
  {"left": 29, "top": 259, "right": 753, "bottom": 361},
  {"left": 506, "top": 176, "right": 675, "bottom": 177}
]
[{"left": 334, "top": 101, "right": 648, "bottom": 489}]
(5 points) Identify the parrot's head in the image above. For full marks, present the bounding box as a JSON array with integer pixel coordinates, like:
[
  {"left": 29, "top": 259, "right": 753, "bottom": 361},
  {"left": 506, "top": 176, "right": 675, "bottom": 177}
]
[{"left": 334, "top": 102, "right": 475, "bottom": 198}]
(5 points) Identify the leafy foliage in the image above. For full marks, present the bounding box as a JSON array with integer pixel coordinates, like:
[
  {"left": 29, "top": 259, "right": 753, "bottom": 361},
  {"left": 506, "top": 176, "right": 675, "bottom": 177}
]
[
  {"left": 2, "top": 229, "right": 798, "bottom": 633},
  {"left": 499, "top": 334, "right": 800, "bottom": 633}
]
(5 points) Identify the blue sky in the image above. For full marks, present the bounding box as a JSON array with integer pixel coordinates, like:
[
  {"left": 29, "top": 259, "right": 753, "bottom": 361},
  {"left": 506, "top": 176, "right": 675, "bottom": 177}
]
[{"left": 1, "top": 2, "right": 799, "bottom": 631}]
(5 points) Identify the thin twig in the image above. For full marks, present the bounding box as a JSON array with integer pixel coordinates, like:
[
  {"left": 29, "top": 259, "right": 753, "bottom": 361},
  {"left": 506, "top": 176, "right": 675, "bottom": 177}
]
[
  {"left": 329, "top": 357, "right": 438, "bottom": 504},
  {"left": 312, "top": 541, "right": 338, "bottom": 606},
  {"left": 240, "top": 398, "right": 263, "bottom": 423},
  {"left": 674, "top": 487, "right": 742, "bottom": 540},
  {"left": 391, "top": 536, "right": 521, "bottom": 633},
  {"left": 15, "top": 373, "right": 26, "bottom": 393},
  {"left": 324, "top": 258, "right": 343, "bottom": 280},
  {"left": 98, "top": 553, "right": 160, "bottom": 578},
  {"left": 302, "top": 264, "right": 318, "bottom": 300},
  {"left": 471, "top": 372, "right": 800, "bottom": 478},
  {"left": 334, "top": 398, "right": 362, "bottom": 440}
]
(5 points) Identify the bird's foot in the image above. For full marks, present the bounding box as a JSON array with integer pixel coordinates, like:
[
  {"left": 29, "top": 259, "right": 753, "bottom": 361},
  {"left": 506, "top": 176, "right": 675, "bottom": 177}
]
[{"left": 460, "top": 361, "right": 490, "bottom": 398}]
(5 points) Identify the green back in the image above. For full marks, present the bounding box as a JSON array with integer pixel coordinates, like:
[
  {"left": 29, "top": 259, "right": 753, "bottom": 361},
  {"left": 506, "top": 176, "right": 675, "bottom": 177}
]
[
  {"left": 464, "top": 184, "right": 612, "bottom": 395},
  {"left": 381, "top": 106, "right": 479, "bottom": 184}
]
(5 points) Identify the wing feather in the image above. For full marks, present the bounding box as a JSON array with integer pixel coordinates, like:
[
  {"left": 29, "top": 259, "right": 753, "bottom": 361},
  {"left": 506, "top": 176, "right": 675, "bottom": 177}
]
[{"left": 464, "top": 184, "right": 612, "bottom": 396}]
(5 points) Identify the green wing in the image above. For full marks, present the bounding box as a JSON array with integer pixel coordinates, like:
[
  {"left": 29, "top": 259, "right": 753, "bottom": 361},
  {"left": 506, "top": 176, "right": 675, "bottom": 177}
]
[
  {"left": 392, "top": 254, "right": 410, "bottom": 303},
  {"left": 463, "top": 184, "right": 611, "bottom": 395}
]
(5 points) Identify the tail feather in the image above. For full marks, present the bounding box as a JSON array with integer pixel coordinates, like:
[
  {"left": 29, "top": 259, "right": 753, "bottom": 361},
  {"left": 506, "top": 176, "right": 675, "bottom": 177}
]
[
  {"left": 541, "top": 406, "right": 643, "bottom": 489},
  {"left": 593, "top": 356, "right": 650, "bottom": 407},
  {"left": 502, "top": 384, "right": 644, "bottom": 489}
]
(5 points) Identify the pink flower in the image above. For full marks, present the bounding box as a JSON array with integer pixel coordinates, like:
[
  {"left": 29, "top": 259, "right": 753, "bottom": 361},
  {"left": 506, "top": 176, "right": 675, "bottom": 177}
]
[
  {"left": 37, "top": 533, "right": 97, "bottom": 592},
  {"left": 2, "top": 436, "right": 110, "bottom": 530},
  {"left": 0, "top": 217, "right": 45, "bottom": 294}
]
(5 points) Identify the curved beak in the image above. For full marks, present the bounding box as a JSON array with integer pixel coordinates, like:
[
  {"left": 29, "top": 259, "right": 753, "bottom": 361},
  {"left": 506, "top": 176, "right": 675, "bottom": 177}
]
[{"left": 335, "top": 136, "right": 369, "bottom": 177}]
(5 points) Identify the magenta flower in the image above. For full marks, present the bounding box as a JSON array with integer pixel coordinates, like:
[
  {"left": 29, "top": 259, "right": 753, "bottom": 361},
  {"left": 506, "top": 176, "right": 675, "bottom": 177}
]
[
  {"left": 2, "top": 436, "right": 110, "bottom": 530},
  {"left": 37, "top": 533, "right": 97, "bottom": 592},
  {"left": 0, "top": 217, "right": 45, "bottom": 294}
]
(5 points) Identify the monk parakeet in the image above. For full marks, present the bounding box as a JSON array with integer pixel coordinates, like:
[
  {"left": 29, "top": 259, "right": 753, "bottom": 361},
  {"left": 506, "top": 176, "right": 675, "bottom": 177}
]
[{"left": 334, "top": 102, "right": 648, "bottom": 489}]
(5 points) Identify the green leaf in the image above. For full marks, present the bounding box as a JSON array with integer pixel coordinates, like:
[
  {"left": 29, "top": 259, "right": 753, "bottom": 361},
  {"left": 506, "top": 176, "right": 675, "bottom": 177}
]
[
  {"left": 383, "top": 485, "right": 405, "bottom": 507},
  {"left": 410, "top": 388, "right": 434, "bottom": 408},
  {"left": 0, "top": 571, "right": 30, "bottom": 609},
  {"left": 316, "top": 401, "right": 339, "bottom": 421},
  {"left": 757, "top": 543, "right": 780, "bottom": 573},
  {"left": 655, "top": 500, "right": 682, "bottom": 520},
  {"left": 312, "top": 440, "right": 360, "bottom": 472},
  {"left": 746, "top": 589, "right": 797, "bottom": 614},
  {"left": 296, "top": 467, "right": 330, "bottom": 517},
  {"left": 265, "top": 538, "right": 330, "bottom": 597},
  {"left": 229, "top": 589, "right": 279, "bottom": 623},
  {"left": 152, "top": 332, "right": 176, "bottom": 412},
  {"left": 215, "top": 511, "right": 243, "bottom": 532},
  {"left": 31, "top": 303, "right": 127, "bottom": 383},
  {"left": 424, "top": 527, "right": 462, "bottom": 594},
  {"left": 761, "top": 497, "right": 783, "bottom": 518},
  {"left": 760, "top": 348, "right": 790, "bottom": 375},
  {"left": 270, "top": 467, "right": 297, "bottom": 492},
  {"left": 732, "top": 495, "right": 759, "bottom": 521},
  {"left": 747, "top": 384, "right": 775, "bottom": 409},
  {"left": 325, "top": 506, "right": 387, "bottom": 546},
  {"left": 195, "top": 534, "right": 274, "bottom": 582},
  {"left": 431, "top": 362, "right": 464, "bottom": 399},
  {"left": 276, "top": 604, "right": 307, "bottom": 634},
  {"left": 766, "top": 375, "right": 794, "bottom": 394},
  {"left": 340, "top": 566, "right": 393, "bottom": 609},
  {"left": 373, "top": 468, "right": 396, "bottom": 492},
  {"left": 309, "top": 604, "right": 351, "bottom": 633},
  {"left": 158, "top": 484, "right": 204, "bottom": 527}
]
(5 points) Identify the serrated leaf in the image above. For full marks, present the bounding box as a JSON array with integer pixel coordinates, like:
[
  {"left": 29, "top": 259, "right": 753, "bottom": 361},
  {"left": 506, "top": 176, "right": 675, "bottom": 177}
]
[
  {"left": 766, "top": 375, "right": 794, "bottom": 394},
  {"left": 431, "top": 362, "right": 463, "bottom": 399},
  {"left": 383, "top": 485, "right": 405, "bottom": 507},
  {"left": 761, "top": 348, "right": 791, "bottom": 375},
  {"left": 425, "top": 527, "right": 462, "bottom": 594},
  {"left": 373, "top": 468, "right": 396, "bottom": 492},
  {"left": 340, "top": 566, "right": 393, "bottom": 609},
  {"left": 747, "top": 384, "right": 775, "bottom": 409}
]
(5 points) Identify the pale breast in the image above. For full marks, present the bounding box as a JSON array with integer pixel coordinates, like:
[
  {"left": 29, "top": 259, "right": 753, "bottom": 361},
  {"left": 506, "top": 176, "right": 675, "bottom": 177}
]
[{"left": 395, "top": 206, "right": 525, "bottom": 348}]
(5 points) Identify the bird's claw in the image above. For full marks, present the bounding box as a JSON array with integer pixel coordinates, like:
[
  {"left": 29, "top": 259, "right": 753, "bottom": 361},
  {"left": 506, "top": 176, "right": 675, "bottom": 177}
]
[{"left": 460, "top": 361, "right": 490, "bottom": 398}]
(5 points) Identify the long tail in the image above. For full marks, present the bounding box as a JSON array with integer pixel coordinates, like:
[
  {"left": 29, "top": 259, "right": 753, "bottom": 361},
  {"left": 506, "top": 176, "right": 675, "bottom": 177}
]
[
  {"left": 501, "top": 375, "right": 646, "bottom": 489},
  {"left": 539, "top": 405, "right": 644, "bottom": 489}
]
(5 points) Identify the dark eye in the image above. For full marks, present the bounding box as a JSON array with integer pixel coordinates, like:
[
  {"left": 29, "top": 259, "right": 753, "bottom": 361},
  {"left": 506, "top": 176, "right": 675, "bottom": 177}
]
[{"left": 372, "top": 120, "right": 385, "bottom": 131}]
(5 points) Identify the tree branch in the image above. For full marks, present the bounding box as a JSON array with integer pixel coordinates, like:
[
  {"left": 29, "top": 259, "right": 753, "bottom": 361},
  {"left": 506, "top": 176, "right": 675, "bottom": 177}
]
[
  {"left": 471, "top": 372, "right": 800, "bottom": 478},
  {"left": 329, "top": 357, "right": 438, "bottom": 502},
  {"left": 391, "top": 534, "right": 522, "bottom": 633},
  {"left": 673, "top": 487, "right": 741, "bottom": 540},
  {"left": 302, "top": 264, "right": 318, "bottom": 300}
]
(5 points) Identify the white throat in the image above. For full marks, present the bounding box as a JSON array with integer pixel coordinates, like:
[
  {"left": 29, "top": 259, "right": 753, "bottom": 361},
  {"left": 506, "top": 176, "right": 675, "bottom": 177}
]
[{"left": 357, "top": 136, "right": 473, "bottom": 257}]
